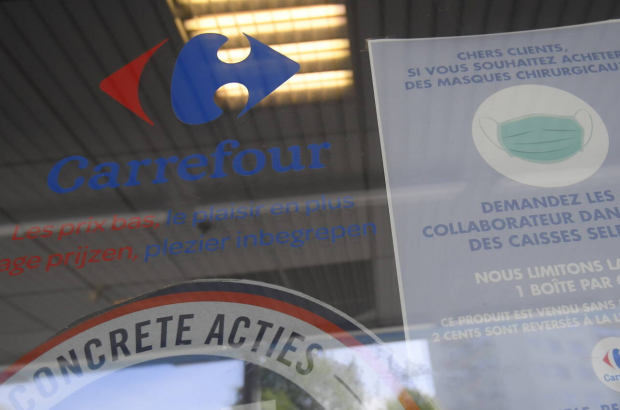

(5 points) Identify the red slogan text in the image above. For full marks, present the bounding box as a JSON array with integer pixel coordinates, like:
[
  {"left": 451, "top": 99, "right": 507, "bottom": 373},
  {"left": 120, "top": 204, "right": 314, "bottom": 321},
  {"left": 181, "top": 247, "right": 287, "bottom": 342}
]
[{"left": 11, "top": 215, "right": 158, "bottom": 241}]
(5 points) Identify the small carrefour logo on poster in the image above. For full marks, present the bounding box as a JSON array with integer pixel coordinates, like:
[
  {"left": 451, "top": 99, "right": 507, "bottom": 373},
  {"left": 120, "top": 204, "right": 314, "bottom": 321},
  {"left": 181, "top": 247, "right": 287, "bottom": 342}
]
[
  {"left": 603, "top": 348, "right": 620, "bottom": 370},
  {"left": 592, "top": 337, "right": 620, "bottom": 390}
]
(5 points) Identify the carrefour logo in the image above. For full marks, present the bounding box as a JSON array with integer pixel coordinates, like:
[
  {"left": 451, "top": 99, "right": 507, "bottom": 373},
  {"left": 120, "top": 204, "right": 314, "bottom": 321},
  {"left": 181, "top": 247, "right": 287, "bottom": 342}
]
[
  {"left": 171, "top": 33, "right": 299, "bottom": 124},
  {"left": 602, "top": 347, "right": 620, "bottom": 370},
  {"left": 46, "top": 35, "right": 329, "bottom": 194},
  {"left": 592, "top": 337, "right": 620, "bottom": 390},
  {"left": 100, "top": 33, "right": 300, "bottom": 125}
]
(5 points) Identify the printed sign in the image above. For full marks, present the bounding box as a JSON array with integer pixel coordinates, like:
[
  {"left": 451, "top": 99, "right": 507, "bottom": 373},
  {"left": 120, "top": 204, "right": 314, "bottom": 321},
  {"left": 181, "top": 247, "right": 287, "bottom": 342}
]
[
  {"left": 370, "top": 21, "right": 620, "bottom": 409},
  {"left": 0, "top": 280, "right": 417, "bottom": 410}
]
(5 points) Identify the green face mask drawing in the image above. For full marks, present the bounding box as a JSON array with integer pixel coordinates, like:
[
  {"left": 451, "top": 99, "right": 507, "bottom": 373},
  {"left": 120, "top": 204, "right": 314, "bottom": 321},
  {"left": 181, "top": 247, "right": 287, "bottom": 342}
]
[{"left": 480, "top": 110, "right": 593, "bottom": 164}]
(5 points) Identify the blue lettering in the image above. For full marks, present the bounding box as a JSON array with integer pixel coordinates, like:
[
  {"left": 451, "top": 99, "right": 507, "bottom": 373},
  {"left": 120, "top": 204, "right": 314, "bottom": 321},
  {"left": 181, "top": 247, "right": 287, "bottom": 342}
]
[
  {"left": 177, "top": 154, "right": 208, "bottom": 181},
  {"left": 211, "top": 140, "right": 240, "bottom": 178},
  {"left": 233, "top": 149, "right": 266, "bottom": 176},
  {"left": 88, "top": 162, "right": 121, "bottom": 190},
  {"left": 307, "top": 142, "right": 331, "bottom": 169},
  {"left": 47, "top": 155, "right": 88, "bottom": 193},
  {"left": 47, "top": 141, "right": 332, "bottom": 193}
]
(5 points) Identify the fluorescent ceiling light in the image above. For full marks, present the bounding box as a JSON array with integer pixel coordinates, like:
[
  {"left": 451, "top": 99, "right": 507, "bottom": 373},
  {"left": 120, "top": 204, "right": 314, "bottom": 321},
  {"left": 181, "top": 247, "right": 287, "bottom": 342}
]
[
  {"left": 178, "top": 0, "right": 240, "bottom": 3},
  {"left": 218, "top": 70, "right": 353, "bottom": 98},
  {"left": 184, "top": 4, "right": 346, "bottom": 31},
  {"left": 217, "top": 39, "right": 350, "bottom": 63},
  {"left": 191, "top": 17, "right": 347, "bottom": 38},
  {"left": 170, "top": 4, "right": 352, "bottom": 105}
]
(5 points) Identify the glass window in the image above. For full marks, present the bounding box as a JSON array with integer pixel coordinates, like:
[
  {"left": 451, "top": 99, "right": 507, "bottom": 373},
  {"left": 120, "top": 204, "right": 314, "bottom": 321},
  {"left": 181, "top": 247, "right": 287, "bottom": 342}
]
[{"left": 1, "top": 1, "right": 619, "bottom": 409}]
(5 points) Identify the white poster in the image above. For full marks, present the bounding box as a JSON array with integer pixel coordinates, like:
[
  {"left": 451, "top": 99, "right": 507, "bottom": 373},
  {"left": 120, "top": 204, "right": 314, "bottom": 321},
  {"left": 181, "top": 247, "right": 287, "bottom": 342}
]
[{"left": 370, "top": 21, "right": 620, "bottom": 409}]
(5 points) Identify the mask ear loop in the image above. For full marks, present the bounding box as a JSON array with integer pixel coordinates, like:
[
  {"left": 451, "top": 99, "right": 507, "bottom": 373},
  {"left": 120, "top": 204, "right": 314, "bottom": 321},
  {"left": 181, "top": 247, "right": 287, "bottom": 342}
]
[
  {"left": 479, "top": 117, "right": 503, "bottom": 149},
  {"left": 574, "top": 109, "right": 593, "bottom": 147}
]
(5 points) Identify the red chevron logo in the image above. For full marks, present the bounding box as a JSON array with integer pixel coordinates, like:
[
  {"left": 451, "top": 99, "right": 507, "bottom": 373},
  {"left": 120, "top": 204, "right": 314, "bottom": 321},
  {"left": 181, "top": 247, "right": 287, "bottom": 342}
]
[{"left": 99, "top": 39, "right": 168, "bottom": 125}]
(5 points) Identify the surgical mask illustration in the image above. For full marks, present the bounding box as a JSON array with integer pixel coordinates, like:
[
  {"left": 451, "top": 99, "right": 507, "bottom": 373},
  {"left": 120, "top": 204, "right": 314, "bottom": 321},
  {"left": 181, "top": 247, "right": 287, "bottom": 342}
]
[{"left": 480, "top": 110, "right": 593, "bottom": 163}]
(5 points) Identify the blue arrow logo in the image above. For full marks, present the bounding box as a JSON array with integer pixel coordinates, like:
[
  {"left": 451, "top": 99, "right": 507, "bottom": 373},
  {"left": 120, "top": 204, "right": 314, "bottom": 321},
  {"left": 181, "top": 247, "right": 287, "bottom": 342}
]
[{"left": 171, "top": 33, "right": 300, "bottom": 125}]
